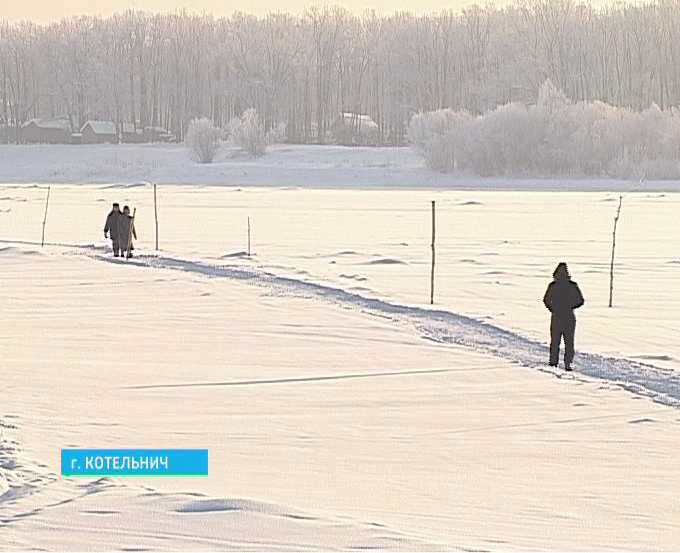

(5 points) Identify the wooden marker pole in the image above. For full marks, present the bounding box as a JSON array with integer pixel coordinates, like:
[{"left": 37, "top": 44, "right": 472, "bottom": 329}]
[
  {"left": 608, "top": 195, "right": 623, "bottom": 308},
  {"left": 430, "top": 200, "right": 436, "bottom": 305},
  {"left": 153, "top": 183, "right": 159, "bottom": 251},
  {"left": 247, "top": 216, "right": 251, "bottom": 257},
  {"left": 41, "top": 186, "right": 51, "bottom": 247}
]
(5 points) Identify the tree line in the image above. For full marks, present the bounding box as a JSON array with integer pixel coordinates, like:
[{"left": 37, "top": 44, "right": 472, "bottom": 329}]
[{"left": 2, "top": 0, "right": 680, "bottom": 145}]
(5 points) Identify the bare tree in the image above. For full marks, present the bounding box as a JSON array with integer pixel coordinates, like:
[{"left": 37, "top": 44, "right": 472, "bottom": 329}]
[{"left": 2, "top": 3, "right": 680, "bottom": 145}]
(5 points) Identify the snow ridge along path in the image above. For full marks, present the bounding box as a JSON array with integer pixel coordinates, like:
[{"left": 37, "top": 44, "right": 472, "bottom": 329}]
[{"left": 82, "top": 249, "right": 680, "bottom": 409}]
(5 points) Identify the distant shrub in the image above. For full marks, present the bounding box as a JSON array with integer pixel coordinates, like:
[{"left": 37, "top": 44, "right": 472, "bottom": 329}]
[
  {"left": 186, "top": 118, "right": 222, "bottom": 163},
  {"left": 407, "top": 109, "right": 471, "bottom": 171},
  {"left": 408, "top": 80, "right": 680, "bottom": 179},
  {"left": 330, "top": 113, "right": 380, "bottom": 146},
  {"left": 229, "top": 109, "right": 267, "bottom": 156}
]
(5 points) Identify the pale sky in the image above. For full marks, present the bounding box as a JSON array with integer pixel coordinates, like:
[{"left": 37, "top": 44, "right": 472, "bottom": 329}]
[
  {"left": 0, "top": 0, "right": 619, "bottom": 23},
  {"left": 3, "top": 0, "right": 479, "bottom": 23}
]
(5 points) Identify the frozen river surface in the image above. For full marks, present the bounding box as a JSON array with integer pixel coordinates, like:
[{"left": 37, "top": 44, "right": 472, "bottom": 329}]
[{"left": 2, "top": 184, "right": 678, "bottom": 374}]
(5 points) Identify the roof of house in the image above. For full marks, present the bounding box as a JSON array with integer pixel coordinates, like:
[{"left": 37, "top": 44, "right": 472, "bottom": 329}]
[
  {"left": 338, "top": 112, "right": 379, "bottom": 129},
  {"left": 22, "top": 118, "right": 71, "bottom": 131},
  {"left": 81, "top": 120, "right": 117, "bottom": 135}
]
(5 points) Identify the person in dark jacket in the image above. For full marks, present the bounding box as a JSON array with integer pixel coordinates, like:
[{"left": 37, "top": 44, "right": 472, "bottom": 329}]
[
  {"left": 543, "top": 262, "right": 584, "bottom": 371},
  {"left": 104, "top": 203, "right": 122, "bottom": 257},
  {"left": 119, "top": 205, "right": 137, "bottom": 258}
]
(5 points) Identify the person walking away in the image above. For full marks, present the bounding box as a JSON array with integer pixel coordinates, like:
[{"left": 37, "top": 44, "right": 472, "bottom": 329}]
[
  {"left": 104, "top": 203, "right": 123, "bottom": 257},
  {"left": 120, "top": 205, "right": 137, "bottom": 258},
  {"left": 543, "top": 262, "right": 584, "bottom": 371}
]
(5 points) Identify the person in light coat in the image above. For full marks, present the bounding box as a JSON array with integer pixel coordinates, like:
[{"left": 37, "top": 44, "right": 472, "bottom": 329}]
[{"left": 119, "top": 205, "right": 137, "bottom": 258}]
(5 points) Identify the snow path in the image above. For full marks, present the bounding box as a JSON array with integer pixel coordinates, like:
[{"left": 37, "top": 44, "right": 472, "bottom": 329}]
[{"left": 72, "top": 248, "right": 680, "bottom": 409}]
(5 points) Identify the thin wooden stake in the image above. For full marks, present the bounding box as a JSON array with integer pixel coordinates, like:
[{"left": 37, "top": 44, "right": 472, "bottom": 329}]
[
  {"left": 247, "top": 216, "right": 251, "bottom": 257},
  {"left": 153, "top": 183, "right": 159, "bottom": 251},
  {"left": 41, "top": 186, "right": 51, "bottom": 247},
  {"left": 430, "top": 200, "right": 436, "bottom": 305},
  {"left": 608, "top": 195, "right": 623, "bottom": 308}
]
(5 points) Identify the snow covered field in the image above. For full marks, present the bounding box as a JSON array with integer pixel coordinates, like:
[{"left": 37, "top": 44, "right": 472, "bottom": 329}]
[
  {"left": 1, "top": 150, "right": 680, "bottom": 549},
  {"left": 2, "top": 238, "right": 680, "bottom": 550}
]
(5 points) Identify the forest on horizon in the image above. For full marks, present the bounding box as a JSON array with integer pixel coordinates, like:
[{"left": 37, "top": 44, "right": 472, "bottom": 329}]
[{"left": 2, "top": 0, "right": 680, "bottom": 145}]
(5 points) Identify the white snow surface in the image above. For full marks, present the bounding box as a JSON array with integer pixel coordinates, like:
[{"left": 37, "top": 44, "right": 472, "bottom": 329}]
[
  {"left": 2, "top": 143, "right": 680, "bottom": 190},
  {"left": 2, "top": 241, "right": 680, "bottom": 550},
  {"left": 1, "top": 160, "right": 680, "bottom": 549}
]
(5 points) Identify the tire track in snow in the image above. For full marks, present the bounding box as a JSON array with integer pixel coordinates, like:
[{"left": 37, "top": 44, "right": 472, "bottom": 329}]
[
  {"left": 123, "top": 365, "right": 509, "bottom": 391},
  {"left": 81, "top": 251, "right": 680, "bottom": 409}
]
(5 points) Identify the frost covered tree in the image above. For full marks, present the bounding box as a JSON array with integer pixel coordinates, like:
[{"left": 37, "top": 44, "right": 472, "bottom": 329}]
[
  {"left": 409, "top": 80, "right": 680, "bottom": 178},
  {"left": 229, "top": 109, "right": 267, "bottom": 156},
  {"left": 408, "top": 110, "right": 471, "bottom": 171},
  {"left": 185, "top": 118, "right": 221, "bottom": 163},
  {"left": 6, "top": 4, "right": 680, "bottom": 146}
]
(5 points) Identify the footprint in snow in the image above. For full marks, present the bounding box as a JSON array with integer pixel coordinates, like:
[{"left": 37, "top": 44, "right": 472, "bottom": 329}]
[
  {"left": 339, "top": 273, "right": 368, "bottom": 282},
  {"left": 362, "top": 258, "right": 407, "bottom": 266}
]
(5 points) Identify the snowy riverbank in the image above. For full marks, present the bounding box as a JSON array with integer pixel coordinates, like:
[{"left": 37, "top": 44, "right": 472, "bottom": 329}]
[{"left": 2, "top": 143, "right": 680, "bottom": 191}]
